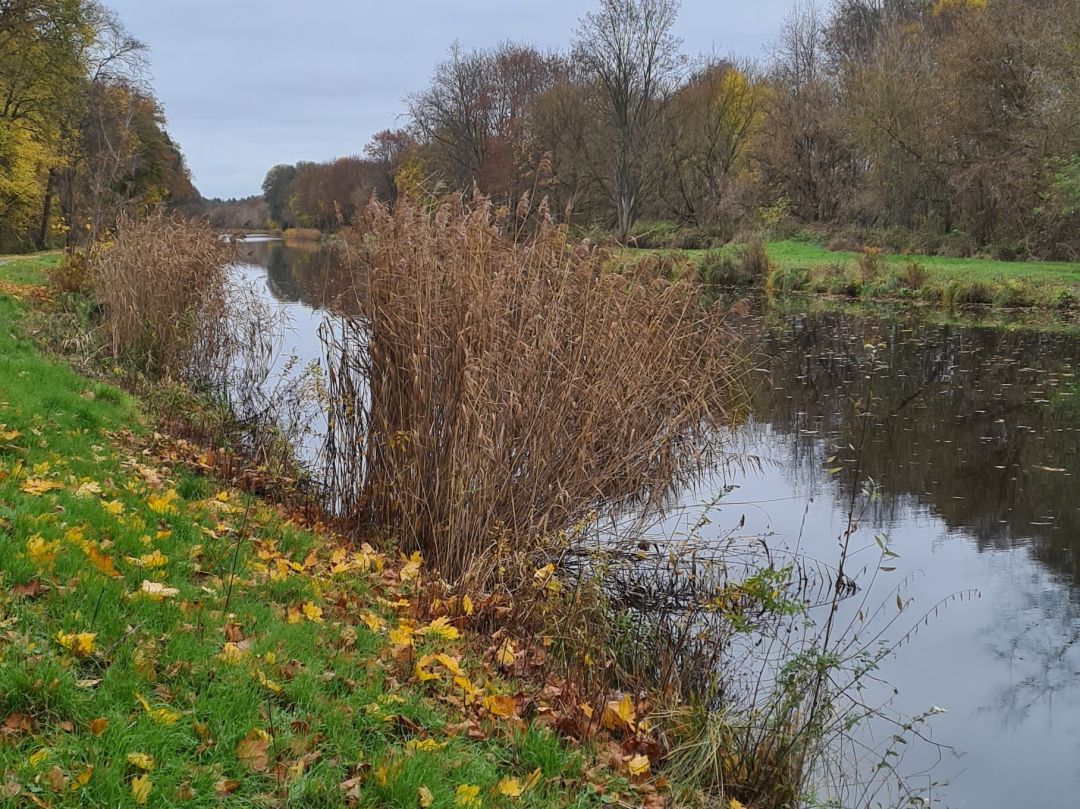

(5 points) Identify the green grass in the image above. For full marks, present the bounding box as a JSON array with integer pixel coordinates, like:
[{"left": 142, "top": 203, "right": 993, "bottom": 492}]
[
  {"left": 621, "top": 239, "right": 1080, "bottom": 310},
  {"left": 0, "top": 256, "right": 616, "bottom": 807}
]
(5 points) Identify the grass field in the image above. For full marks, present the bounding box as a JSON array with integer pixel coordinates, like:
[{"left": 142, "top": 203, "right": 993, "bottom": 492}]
[
  {"left": 0, "top": 256, "right": 628, "bottom": 807},
  {"left": 624, "top": 239, "right": 1080, "bottom": 309}
]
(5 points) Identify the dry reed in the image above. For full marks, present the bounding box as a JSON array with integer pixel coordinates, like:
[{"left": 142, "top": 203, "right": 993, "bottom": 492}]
[
  {"left": 323, "top": 195, "right": 745, "bottom": 585},
  {"left": 90, "top": 211, "right": 231, "bottom": 375}
]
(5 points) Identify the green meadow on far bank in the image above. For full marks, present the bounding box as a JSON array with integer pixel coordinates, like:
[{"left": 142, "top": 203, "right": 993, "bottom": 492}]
[
  {"left": 0, "top": 254, "right": 636, "bottom": 808},
  {"left": 621, "top": 238, "right": 1080, "bottom": 310}
]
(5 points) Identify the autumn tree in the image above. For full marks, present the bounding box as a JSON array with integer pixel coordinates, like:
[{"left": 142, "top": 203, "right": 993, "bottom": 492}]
[{"left": 572, "top": 0, "right": 685, "bottom": 241}]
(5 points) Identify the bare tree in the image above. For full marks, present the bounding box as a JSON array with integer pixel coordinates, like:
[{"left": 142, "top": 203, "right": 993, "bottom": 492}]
[{"left": 573, "top": 0, "right": 685, "bottom": 242}]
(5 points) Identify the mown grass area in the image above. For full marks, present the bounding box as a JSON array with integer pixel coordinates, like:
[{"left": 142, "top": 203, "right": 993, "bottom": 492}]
[
  {"left": 621, "top": 239, "right": 1080, "bottom": 310},
  {"left": 0, "top": 256, "right": 634, "bottom": 807}
]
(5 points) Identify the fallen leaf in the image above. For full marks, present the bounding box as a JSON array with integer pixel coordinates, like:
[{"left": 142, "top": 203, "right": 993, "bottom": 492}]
[
  {"left": 483, "top": 694, "right": 517, "bottom": 718},
  {"left": 87, "top": 718, "right": 108, "bottom": 736},
  {"left": 601, "top": 694, "right": 636, "bottom": 733},
  {"left": 627, "top": 754, "right": 650, "bottom": 776},
  {"left": 215, "top": 779, "right": 241, "bottom": 796},
  {"left": 20, "top": 478, "right": 64, "bottom": 496},
  {"left": 236, "top": 729, "right": 271, "bottom": 772},
  {"left": 418, "top": 784, "right": 434, "bottom": 807},
  {"left": 138, "top": 580, "right": 178, "bottom": 599},
  {"left": 496, "top": 776, "right": 524, "bottom": 797},
  {"left": 11, "top": 580, "right": 44, "bottom": 599},
  {"left": 55, "top": 631, "right": 96, "bottom": 657},
  {"left": 126, "top": 753, "right": 155, "bottom": 771},
  {"left": 131, "top": 774, "right": 152, "bottom": 805},
  {"left": 454, "top": 783, "right": 481, "bottom": 808}
]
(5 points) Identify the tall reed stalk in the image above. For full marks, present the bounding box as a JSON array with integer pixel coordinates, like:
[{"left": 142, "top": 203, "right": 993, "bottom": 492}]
[{"left": 323, "top": 195, "right": 745, "bottom": 585}]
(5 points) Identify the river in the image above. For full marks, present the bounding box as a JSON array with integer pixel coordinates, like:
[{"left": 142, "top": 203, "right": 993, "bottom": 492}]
[{"left": 234, "top": 238, "right": 1080, "bottom": 809}]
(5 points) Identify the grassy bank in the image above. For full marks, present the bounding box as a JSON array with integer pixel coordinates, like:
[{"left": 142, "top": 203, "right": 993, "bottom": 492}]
[
  {"left": 623, "top": 239, "right": 1080, "bottom": 310},
  {"left": 0, "top": 255, "right": 636, "bottom": 807}
]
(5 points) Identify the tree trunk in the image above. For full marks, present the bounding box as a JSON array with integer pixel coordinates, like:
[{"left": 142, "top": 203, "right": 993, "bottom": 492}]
[{"left": 36, "top": 169, "right": 56, "bottom": 250}]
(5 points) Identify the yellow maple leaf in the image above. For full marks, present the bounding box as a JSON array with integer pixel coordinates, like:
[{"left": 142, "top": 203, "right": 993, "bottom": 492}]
[
  {"left": 360, "top": 612, "right": 385, "bottom": 632},
  {"left": 146, "top": 489, "right": 178, "bottom": 515},
  {"left": 134, "top": 692, "right": 181, "bottom": 725},
  {"left": 55, "top": 631, "right": 96, "bottom": 657},
  {"left": 389, "top": 621, "right": 415, "bottom": 648},
  {"left": 496, "top": 776, "right": 524, "bottom": 797},
  {"left": 728, "top": 800, "right": 746, "bottom": 809},
  {"left": 495, "top": 640, "right": 515, "bottom": 667},
  {"left": 454, "top": 675, "right": 482, "bottom": 703},
  {"left": 257, "top": 671, "right": 282, "bottom": 693},
  {"left": 454, "top": 783, "right": 482, "bottom": 808},
  {"left": 74, "top": 480, "right": 103, "bottom": 498},
  {"left": 103, "top": 499, "right": 125, "bottom": 515},
  {"left": 302, "top": 602, "right": 324, "bottom": 623},
  {"left": 418, "top": 785, "right": 434, "bottom": 807},
  {"left": 601, "top": 694, "right": 636, "bottom": 732},
  {"left": 72, "top": 766, "right": 93, "bottom": 789},
  {"left": 405, "top": 738, "right": 446, "bottom": 753},
  {"left": 20, "top": 478, "right": 63, "bottom": 496},
  {"left": 131, "top": 773, "right": 152, "bottom": 805},
  {"left": 29, "top": 749, "right": 49, "bottom": 767},
  {"left": 126, "top": 753, "right": 155, "bottom": 771},
  {"left": 461, "top": 594, "right": 474, "bottom": 615},
  {"left": 483, "top": 694, "right": 517, "bottom": 718},
  {"left": 399, "top": 551, "right": 422, "bottom": 582},
  {"left": 627, "top": 754, "right": 650, "bottom": 776},
  {"left": 418, "top": 616, "right": 459, "bottom": 642},
  {"left": 218, "top": 643, "right": 247, "bottom": 664},
  {"left": 26, "top": 534, "right": 60, "bottom": 568},
  {"left": 127, "top": 549, "right": 168, "bottom": 569}
]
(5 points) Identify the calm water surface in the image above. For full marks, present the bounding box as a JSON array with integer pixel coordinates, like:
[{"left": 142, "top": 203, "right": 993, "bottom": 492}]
[{"left": 237, "top": 241, "right": 1080, "bottom": 809}]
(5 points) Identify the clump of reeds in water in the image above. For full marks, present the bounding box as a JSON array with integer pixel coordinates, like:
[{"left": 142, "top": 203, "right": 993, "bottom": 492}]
[{"left": 322, "top": 194, "right": 745, "bottom": 586}]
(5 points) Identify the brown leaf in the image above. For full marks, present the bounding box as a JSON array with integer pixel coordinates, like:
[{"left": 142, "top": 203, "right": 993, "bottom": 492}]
[
  {"left": 224, "top": 622, "right": 245, "bottom": 643},
  {"left": 214, "top": 779, "right": 241, "bottom": 796},
  {"left": 43, "top": 766, "right": 66, "bottom": 792},
  {"left": 11, "top": 580, "right": 45, "bottom": 599},
  {"left": 236, "top": 729, "right": 271, "bottom": 772},
  {"left": 2, "top": 713, "right": 35, "bottom": 736}
]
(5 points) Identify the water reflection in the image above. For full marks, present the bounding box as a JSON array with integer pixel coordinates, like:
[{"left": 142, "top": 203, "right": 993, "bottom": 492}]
[
  {"left": 239, "top": 242, "right": 1080, "bottom": 808},
  {"left": 749, "top": 310, "right": 1080, "bottom": 584}
]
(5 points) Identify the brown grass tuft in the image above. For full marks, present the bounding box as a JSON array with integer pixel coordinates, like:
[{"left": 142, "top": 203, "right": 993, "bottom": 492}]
[{"left": 90, "top": 212, "right": 231, "bottom": 375}]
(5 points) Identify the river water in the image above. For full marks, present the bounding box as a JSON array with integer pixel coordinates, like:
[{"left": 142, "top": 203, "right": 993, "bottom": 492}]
[{"left": 235, "top": 239, "right": 1080, "bottom": 809}]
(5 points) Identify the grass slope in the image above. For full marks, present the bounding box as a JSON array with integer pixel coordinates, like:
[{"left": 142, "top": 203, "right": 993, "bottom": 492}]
[{"left": 0, "top": 257, "right": 617, "bottom": 808}]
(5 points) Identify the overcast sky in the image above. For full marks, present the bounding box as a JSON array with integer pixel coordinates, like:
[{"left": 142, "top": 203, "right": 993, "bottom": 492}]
[{"left": 103, "top": 1, "right": 794, "bottom": 200}]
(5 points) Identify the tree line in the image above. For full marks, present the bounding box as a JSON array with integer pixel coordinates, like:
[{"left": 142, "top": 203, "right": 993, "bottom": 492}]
[
  {"left": 262, "top": 0, "right": 1080, "bottom": 259},
  {"left": 0, "top": 0, "right": 197, "bottom": 253}
]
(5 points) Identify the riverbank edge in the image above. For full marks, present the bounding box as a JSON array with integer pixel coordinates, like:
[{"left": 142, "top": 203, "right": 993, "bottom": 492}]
[
  {"left": 0, "top": 254, "right": 649, "bottom": 807},
  {"left": 619, "top": 241, "right": 1080, "bottom": 312}
]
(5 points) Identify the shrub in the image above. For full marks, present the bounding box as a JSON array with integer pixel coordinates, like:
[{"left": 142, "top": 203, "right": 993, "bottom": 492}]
[
  {"left": 739, "top": 234, "right": 772, "bottom": 280},
  {"left": 897, "top": 260, "right": 929, "bottom": 290},
  {"left": 766, "top": 265, "right": 810, "bottom": 293},
  {"left": 47, "top": 251, "right": 91, "bottom": 294},
  {"left": 944, "top": 279, "right": 994, "bottom": 306},
  {"left": 992, "top": 280, "right": 1036, "bottom": 308},
  {"left": 323, "top": 196, "right": 744, "bottom": 585},
  {"left": 90, "top": 212, "right": 231, "bottom": 375},
  {"left": 855, "top": 247, "right": 885, "bottom": 284},
  {"left": 627, "top": 220, "right": 679, "bottom": 248},
  {"left": 1051, "top": 288, "right": 1077, "bottom": 310},
  {"left": 672, "top": 224, "right": 733, "bottom": 250}
]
